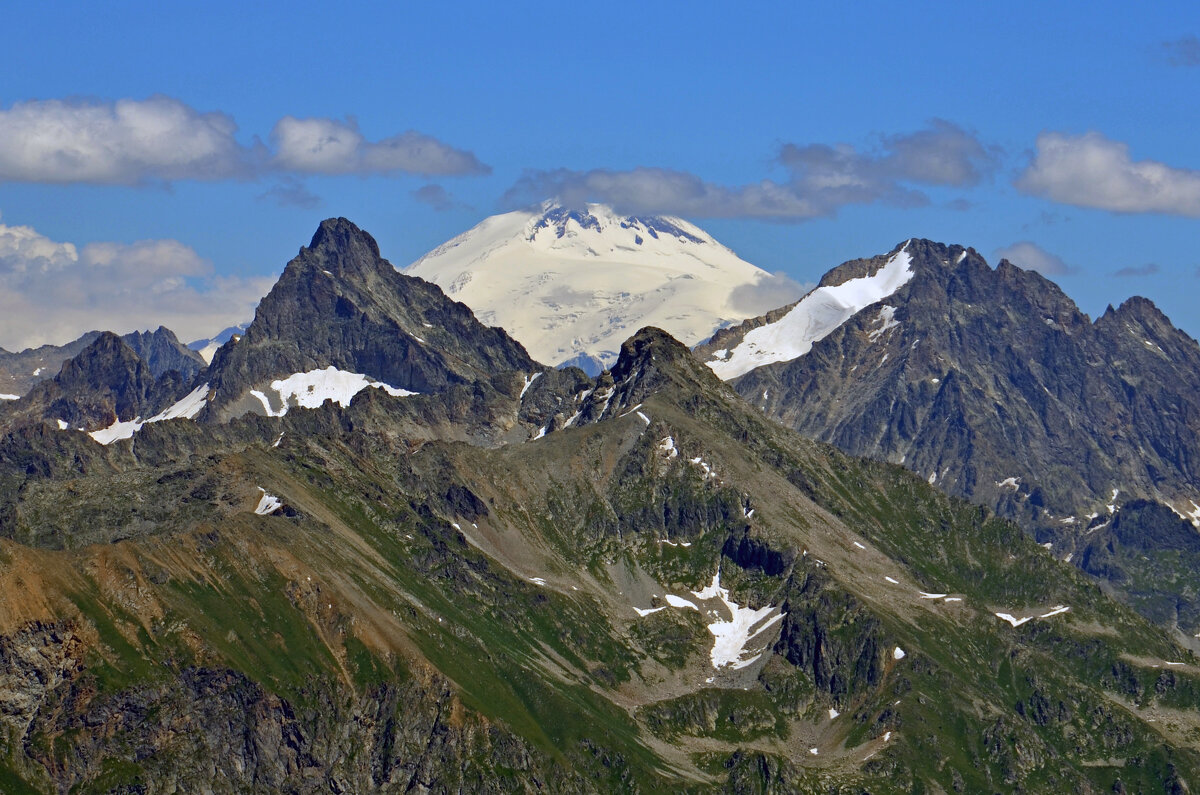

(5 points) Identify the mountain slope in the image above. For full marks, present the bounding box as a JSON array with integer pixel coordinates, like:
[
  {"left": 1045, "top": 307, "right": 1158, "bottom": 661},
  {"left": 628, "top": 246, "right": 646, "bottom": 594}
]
[
  {"left": 407, "top": 203, "right": 785, "bottom": 374},
  {"left": 698, "top": 238, "right": 1200, "bottom": 640}
]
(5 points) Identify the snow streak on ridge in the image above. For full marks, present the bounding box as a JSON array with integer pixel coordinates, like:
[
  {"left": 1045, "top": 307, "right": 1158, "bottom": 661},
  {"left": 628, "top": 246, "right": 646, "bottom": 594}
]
[{"left": 707, "top": 242, "right": 915, "bottom": 380}]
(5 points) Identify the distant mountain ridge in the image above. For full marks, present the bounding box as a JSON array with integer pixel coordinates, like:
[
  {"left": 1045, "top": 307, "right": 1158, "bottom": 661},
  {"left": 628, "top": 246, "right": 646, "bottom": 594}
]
[{"left": 406, "top": 201, "right": 792, "bottom": 375}]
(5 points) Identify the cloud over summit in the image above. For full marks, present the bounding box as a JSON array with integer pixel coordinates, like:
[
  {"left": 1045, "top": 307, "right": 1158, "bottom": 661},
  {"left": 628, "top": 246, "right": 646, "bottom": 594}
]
[{"left": 505, "top": 121, "right": 997, "bottom": 221}]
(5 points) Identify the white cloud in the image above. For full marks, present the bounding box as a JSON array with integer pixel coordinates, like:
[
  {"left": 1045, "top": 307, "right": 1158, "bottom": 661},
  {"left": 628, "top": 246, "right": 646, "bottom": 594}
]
[
  {"left": 270, "top": 116, "right": 489, "bottom": 176},
  {"left": 1016, "top": 131, "right": 1200, "bottom": 217},
  {"left": 0, "top": 97, "right": 490, "bottom": 186},
  {"left": 505, "top": 121, "right": 997, "bottom": 221},
  {"left": 993, "top": 241, "right": 1077, "bottom": 277},
  {"left": 504, "top": 167, "right": 826, "bottom": 220},
  {"left": 0, "top": 218, "right": 272, "bottom": 350},
  {"left": 0, "top": 96, "right": 252, "bottom": 184},
  {"left": 728, "top": 272, "right": 812, "bottom": 315}
]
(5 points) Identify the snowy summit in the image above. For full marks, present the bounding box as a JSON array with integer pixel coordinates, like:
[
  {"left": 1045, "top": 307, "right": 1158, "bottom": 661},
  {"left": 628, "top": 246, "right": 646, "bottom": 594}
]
[{"left": 406, "top": 202, "right": 789, "bottom": 375}]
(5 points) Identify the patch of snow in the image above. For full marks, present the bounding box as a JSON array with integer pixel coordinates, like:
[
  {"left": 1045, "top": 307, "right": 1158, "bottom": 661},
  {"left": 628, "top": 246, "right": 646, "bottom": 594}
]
[
  {"left": 665, "top": 594, "right": 698, "bottom": 610},
  {"left": 1041, "top": 542, "right": 1053, "bottom": 550},
  {"left": 996, "top": 477, "right": 1020, "bottom": 490},
  {"left": 636, "top": 410, "right": 650, "bottom": 425},
  {"left": 919, "top": 592, "right": 947, "bottom": 599},
  {"left": 634, "top": 606, "right": 666, "bottom": 617},
  {"left": 254, "top": 488, "right": 283, "bottom": 516},
  {"left": 995, "top": 613, "right": 1032, "bottom": 627},
  {"left": 809, "top": 748, "right": 819, "bottom": 755},
  {"left": 528, "top": 577, "right": 546, "bottom": 586},
  {"left": 56, "top": 419, "right": 68, "bottom": 430},
  {"left": 272, "top": 432, "right": 284, "bottom": 448},
  {"left": 853, "top": 541, "right": 866, "bottom": 550},
  {"left": 689, "top": 569, "right": 785, "bottom": 670},
  {"left": 868, "top": 305, "right": 900, "bottom": 342},
  {"left": 927, "top": 472, "right": 936, "bottom": 484},
  {"left": 1108, "top": 488, "right": 1119, "bottom": 513},
  {"left": 265, "top": 367, "right": 417, "bottom": 416},
  {"left": 519, "top": 372, "right": 542, "bottom": 398},
  {"left": 943, "top": 597, "right": 962, "bottom": 602},
  {"left": 708, "top": 242, "right": 915, "bottom": 380},
  {"left": 884, "top": 576, "right": 899, "bottom": 584},
  {"left": 1039, "top": 605, "right": 1070, "bottom": 618},
  {"left": 152, "top": 383, "right": 211, "bottom": 422},
  {"left": 532, "top": 425, "right": 548, "bottom": 440},
  {"left": 87, "top": 384, "right": 214, "bottom": 444},
  {"left": 619, "top": 403, "right": 643, "bottom": 417},
  {"left": 883, "top": 731, "right": 892, "bottom": 741},
  {"left": 893, "top": 647, "right": 906, "bottom": 660},
  {"left": 250, "top": 390, "right": 281, "bottom": 417},
  {"left": 828, "top": 707, "right": 839, "bottom": 719},
  {"left": 89, "top": 419, "right": 143, "bottom": 444},
  {"left": 1064, "top": 553, "right": 1073, "bottom": 563},
  {"left": 0, "top": 393, "right": 19, "bottom": 400}
]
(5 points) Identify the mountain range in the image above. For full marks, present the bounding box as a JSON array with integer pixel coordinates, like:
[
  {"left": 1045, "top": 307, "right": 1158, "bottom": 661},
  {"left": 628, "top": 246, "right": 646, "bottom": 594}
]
[{"left": 0, "top": 215, "right": 1197, "bottom": 792}]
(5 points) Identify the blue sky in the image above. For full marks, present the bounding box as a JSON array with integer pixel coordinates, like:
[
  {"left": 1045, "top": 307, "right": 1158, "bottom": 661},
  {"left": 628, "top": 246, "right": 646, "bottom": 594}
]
[{"left": 1, "top": 1, "right": 1198, "bottom": 349}]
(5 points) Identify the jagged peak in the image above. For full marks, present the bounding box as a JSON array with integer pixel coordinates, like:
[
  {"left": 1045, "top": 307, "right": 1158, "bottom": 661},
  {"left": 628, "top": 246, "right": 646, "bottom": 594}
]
[
  {"left": 288, "top": 217, "right": 389, "bottom": 281},
  {"left": 610, "top": 326, "right": 693, "bottom": 381},
  {"left": 307, "top": 217, "right": 380, "bottom": 257}
]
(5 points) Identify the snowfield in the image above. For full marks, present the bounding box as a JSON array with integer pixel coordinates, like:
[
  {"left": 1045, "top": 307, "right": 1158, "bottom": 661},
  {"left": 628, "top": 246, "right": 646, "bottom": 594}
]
[
  {"left": 262, "top": 367, "right": 417, "bottom": 416},
  {"left": 690, "top": 570, "right": 786, "bottom": 670},
  {"left": 88, "top": 384, "right": 211, "bottom": 445},
  {"left": 707, "top": 242, "right": 915, "bottom": 380}
]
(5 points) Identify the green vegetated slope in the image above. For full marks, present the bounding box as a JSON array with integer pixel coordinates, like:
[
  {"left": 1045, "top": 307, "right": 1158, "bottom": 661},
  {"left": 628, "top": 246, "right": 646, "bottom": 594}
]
[{"left": 0, "top": 330, "right": 1197, "bottom": 793}]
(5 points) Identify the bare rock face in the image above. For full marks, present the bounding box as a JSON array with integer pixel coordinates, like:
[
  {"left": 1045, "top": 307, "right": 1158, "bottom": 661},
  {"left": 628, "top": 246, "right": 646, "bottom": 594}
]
[{"left": 121, "top": 326, "right": 205, "bottom": 381}]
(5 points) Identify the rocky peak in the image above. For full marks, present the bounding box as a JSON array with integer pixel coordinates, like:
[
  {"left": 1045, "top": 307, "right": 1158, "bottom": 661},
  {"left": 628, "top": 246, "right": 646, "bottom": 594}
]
[
  {"left": 302, "top": 217, "right": 385, "bottom": 278},
  {"left": 121, "top": 326, "right": 205, "bottom": 381},
  {"left": 570, "top": 326, "right": 729, "bottom": 427},
  {"left": 204, "top": 218, "right": 537, "bottom": 421}
]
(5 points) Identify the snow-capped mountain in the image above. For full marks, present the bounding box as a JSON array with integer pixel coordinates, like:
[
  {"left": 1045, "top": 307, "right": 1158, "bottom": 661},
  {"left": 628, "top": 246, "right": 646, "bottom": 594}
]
[
  {"left": 188, "top": 323, "right": 248, "bottom": 365},
  {"left": 406, "top": 202, "right": 789, "bottom": 374}
]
